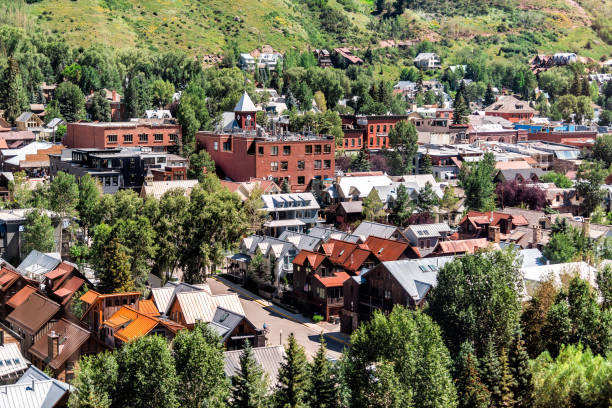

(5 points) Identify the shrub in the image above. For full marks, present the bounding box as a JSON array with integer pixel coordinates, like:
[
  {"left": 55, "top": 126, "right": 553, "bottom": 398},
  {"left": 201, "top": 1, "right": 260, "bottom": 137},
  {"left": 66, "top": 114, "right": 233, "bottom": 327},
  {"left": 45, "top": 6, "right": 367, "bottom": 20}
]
[{"left": 313, "top": 314, "right": 324, "bottom": 323}]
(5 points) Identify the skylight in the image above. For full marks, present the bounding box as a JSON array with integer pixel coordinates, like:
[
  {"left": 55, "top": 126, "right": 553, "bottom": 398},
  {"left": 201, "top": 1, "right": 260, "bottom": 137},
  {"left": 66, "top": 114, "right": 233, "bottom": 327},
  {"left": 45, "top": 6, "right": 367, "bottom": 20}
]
[
  {"left": 419, "top": 266, "right": 428, "bottom": 272},
  {"left": 339, "top": 249, "right": 345, "bottom": 256},
  {"left": 378, "top": 248, "right": 384, "bottom": 254}
]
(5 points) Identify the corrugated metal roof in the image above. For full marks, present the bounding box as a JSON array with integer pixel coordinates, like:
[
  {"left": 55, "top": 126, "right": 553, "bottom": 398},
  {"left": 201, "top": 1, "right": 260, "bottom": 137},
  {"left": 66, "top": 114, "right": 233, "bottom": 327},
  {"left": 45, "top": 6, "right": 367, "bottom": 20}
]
[
  {"left": 364, "top": 236, "right": 410, "bottom": 262},
  {"left": 437, "top": 239, "right": 491, "bottom": 254},
  {"left": 175, "top": 292, "right": 244, "bottom": 325},
  {"left": 224, "top": 345, "right": 285, "bottom": 389},
  {"left": 6, "top": 293, "right": 60, "bottom": 334},
  {"left": 405, "top": 223, "right": 451, "bottom": 239},
  {"left": 28, "top": 318, "right": 90, "bottom": 370},
  {"left": 12, "top": 366, "right": 70, "bottom": 408},
  {"left": 377, "top": 257, "right": 454, "bottom": 301},
  {"left": 0, "top": 343, "right": 28, "bottom": 379},
  {"left": 17, "top": 251, "right": 61, "bottom": 280},
  {"left": 353, "top": 221, "right": 399, "bottom": 240},
  {"left": 151, "top": 282, "right": 211, "bottom": 316},
  {"left": 137, "top": 299, "right": 160, "bottom": 316},
  {"left": 79, "top": 290, "right": 100, "bottom": 305}
]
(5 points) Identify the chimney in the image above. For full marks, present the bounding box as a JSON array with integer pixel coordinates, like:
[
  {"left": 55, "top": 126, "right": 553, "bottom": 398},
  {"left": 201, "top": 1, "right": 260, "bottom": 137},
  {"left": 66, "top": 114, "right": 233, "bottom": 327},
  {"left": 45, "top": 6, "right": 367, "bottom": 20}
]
[
  {"left": 488, "top": 225, "right": 500, "bottom": 243},
  {"left": 532, "top": 225, "right": 542, "bottom": 246},
  {"left": 583, "top": 217, "right": 590, "bottom": 238},
  {"left": 47, "top": 331, "right": 59, "bottom": 360}
]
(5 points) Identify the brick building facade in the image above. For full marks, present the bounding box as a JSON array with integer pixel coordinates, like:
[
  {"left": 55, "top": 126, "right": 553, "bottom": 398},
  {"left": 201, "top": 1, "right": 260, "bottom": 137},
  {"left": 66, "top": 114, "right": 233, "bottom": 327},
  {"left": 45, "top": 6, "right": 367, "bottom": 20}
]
[
  {"left": 340, "top": 114, "right": 409, "bottom": 151},
  {"left": 196, "top": 92, "right": 335, "bottom": 192},
  {"left": 64, "top": 121, "right": 180, "bottom": 151}
]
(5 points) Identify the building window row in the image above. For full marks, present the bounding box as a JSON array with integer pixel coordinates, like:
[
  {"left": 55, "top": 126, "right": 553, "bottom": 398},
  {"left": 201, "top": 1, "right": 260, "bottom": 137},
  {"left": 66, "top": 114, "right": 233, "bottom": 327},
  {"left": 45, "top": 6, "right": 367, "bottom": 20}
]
[
  {"left": 273, "top": 160, "right": 330, "bottom": 171},
  {"left": 344, "top": 138, "right": 362, "bottom": 148},
  {"left": 304, "top": 144, "right": 332, "bottom": 155}
]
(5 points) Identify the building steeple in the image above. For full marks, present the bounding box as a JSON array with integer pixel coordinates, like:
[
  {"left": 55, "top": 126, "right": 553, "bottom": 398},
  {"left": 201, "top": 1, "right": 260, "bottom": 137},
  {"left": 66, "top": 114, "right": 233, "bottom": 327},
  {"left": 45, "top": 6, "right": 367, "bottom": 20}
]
[{"left": 234, "top": 91, "right": 257, "bottom": 131}]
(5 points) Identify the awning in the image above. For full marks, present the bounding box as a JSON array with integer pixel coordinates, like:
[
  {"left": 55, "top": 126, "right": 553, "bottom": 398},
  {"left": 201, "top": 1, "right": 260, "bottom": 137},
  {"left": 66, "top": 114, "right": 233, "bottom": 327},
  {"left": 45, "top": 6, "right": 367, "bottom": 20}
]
[{"left": 265, "top": 219, "right": 306, "bottom": 228}]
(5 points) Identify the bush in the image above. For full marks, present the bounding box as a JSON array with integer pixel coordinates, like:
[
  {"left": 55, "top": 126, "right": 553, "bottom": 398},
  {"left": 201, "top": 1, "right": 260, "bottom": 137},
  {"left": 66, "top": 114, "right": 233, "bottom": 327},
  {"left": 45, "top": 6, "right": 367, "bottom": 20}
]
[{"left": 312, "top": 314, "right": 324, "bottom": 323}]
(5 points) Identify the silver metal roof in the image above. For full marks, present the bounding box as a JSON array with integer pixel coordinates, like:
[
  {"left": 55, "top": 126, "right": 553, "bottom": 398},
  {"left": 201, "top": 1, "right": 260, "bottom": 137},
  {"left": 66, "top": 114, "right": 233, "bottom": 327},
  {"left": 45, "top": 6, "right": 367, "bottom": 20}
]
[{"left": 224, "top": 345, "right": 285, "bottom": 389}]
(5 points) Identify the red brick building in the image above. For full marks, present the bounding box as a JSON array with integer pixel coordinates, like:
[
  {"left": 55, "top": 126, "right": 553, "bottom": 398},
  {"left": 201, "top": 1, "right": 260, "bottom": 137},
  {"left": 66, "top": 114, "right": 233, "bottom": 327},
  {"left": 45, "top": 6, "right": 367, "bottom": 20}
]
[
  {"left": 468, "top": 126, "right": 528, "bottom": 143},
  {"left": 340, "top": 114, "right": 409, "bottom": 151},
  {"left": 196, "top": 92, "right": 335, "bottom": 192},
  {"left": 484, "top": 96, "right": 536, "bottom": 123},
  {"left": 64, "top": 121, "right": 180, "bottom": 151}
]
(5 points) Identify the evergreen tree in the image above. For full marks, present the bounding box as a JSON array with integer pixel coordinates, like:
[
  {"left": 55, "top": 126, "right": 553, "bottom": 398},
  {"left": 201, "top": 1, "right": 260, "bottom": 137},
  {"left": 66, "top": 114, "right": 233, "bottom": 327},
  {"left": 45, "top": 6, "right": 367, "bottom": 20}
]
[
  {"left": 415, "top": 182, "right": 439, "bottom": 213},
  {"left": 98, "top": 237, "right": 134, "bottom": 293},
  {"left": 420, "top": 154, "right": 433, "bottom": 174},
  {"left": 125, "top": 73, "right": 151, "bottom": 118},
  {"left": 1, "top": 56, "right": 28, "bottom": 124},
  {"left": 498, "top": 349, "right": 515, "bottom": 408},
  {"left": 230, "top": 342, "right": 268, "bottom": 408},
  {"left": 362, "top": 189, "right": 386, "bottom": 222},
  {"left": 455, "top": 342, "right": 490, "bottom": 408},
  {"left": 570, "top": 72, "right": 582, "bottom": 97},
  {"left": 54, "top": 81, "right": 86, "bottom": 122},
  {"left": 392, "top": 183, "right": 412, "bottom": 227},
  {"left": 88, "top": 90, "right": 111, "bottom": 122},
  {"left": 453, "top": 93, "right": 469, "bottom": 125},
  {"left": 480, "top": 341, "right": 502, "bottom": 407},
  {"left": 508, "top": 331, "right": 533, "bottom": 408},
  {"left": 385, "top": 120, "right": 418, "bottom": 176},
  {"left": 275, "top": 333, "right": 310, "bottom": 408},
  {"left": 352, "top": 145, "right": 372, "bottom": 172},
  {"left": 484, "top": 83, "right": 496, "bottom": 106},
  {"left": 281, "top": 178, "right": 292, "bottom": 193},
  {"left": 309, "top": 336, "right": 337, "bottom": 408}
]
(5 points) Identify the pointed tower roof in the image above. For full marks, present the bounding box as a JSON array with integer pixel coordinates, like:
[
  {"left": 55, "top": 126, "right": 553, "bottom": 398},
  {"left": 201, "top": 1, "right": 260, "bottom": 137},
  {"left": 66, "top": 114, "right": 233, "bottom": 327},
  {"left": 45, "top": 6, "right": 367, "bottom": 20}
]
[{"left": 234, "top": 91, "right": 256, "bottom": 112}]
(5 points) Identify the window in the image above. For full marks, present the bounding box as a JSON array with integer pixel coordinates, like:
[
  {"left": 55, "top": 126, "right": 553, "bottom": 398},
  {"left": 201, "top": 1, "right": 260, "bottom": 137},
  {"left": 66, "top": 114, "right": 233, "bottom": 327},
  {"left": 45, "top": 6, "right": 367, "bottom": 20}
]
[
  {"left": 271, "top": 146, "right": 278, "bottom": 156},
  {"left": 358, "top": 139, "right": 361, "bottom": 146},
  {"left": 314, "top": 160, "right": 321, "bottom": 169},
  {"left": 112, "top": 176, "right": 118, "bottom": 186},
  {"left": 324, "top": 160, "right": 331, "bottom": 169},
  {"left": 156, "top": 157, "right": 166, "bottom": 164},
  {"left": 139, "top": 133, "right": 149, "bottom": 142},
  {"left": 376, "top": 125, "right": 380, "bottom": 132},
  {"left": 223, "top": 140, "right": 231, "bottom": 151},
  {"left": 383, "top": 125, "right": 387, "bottom": 132},
  {"left": 283, "top": 145, "right": 291, "bottom": 155},
  {"left": 329, "top": 287, "right": 343, "bottom": 300},
  {"left": 316, "top": 287, "right": 326, "bottom": 299},
  {"left": 324, "top": 144, "right": 331, "bottom": 154},
  {"left": 271, "top": 161, "right": 278, "bottom": 171},
  {"left": 370, "top": 138, "right": 373, "bottom": 145},
  {"left": 123, "top": 134, "right": 133, "bottom": 143},
  {"left": 213, "top": 141, "right": 218, "bottom": 151},
  {"left": 105, "top": 177, "right": 110, "bottom": 186},
  {"left": 314, "top": 145, "right": 322, "bottom": 154},
  {"left": 280, "top": 161, "right": 288, "bottom": 171},
  {"left": 297, "top": 160, "right": 305, "bottom": 170},
  {"left": 107, "top": 134, "right": 117, "bottom": 143},
  {"left": 169, "top": 133, "right": 178, "bottom": 142},
  {"left": 344, "top": 139, "right": 348, "bottom": 147},
  {"left": 154, "top": 133, "right": 163, "bottom": 142},
  {"left": 258, "top": 146, "right": 264, "bottom": 155},
  {"left": 305, "top": 145, "right": 312, "bottom": 154},
  {"left": 384, "top": 290, "right": 391, "bottom": 299},
  {"left": 351, "top": 139, "right": 355, "bottom": 147},
  {"left": 297, "top": 176, "right": 305, "bottom": 185},
  {"left": 369, "top": 125, "right": 373, "bottom": 133}
]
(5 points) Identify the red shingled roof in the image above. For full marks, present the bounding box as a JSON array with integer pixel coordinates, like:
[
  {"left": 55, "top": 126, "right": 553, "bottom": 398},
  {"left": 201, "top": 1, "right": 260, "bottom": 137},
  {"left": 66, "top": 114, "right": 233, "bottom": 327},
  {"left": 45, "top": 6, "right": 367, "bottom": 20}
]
[
  {"left": 292, "top": 250, "right": 327, "bottom": 269},
  {"left": 364, "top": 236, "right": 410, "bottom": 261}
]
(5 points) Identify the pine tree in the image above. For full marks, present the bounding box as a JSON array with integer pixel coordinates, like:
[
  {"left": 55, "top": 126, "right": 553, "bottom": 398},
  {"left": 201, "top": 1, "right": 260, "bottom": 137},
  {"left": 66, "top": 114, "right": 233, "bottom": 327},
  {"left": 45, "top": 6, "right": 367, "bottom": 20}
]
[
  {"left": 99, "top": 237, "right": 134, "bottom": 293},
  {"left": 420, "top": 154, "right": 433, "bottom": 174},
  {"left": 281, "top": 178, "right": 292, "bottom": 193},
  {"left": 1, "top": 57, "right": 28, "bottom": 124},
  {"left": 274, "top": 333, "right": 310, "bottom": 408},
  {"left": 230, "top": 342, "right": 268, "bottom": 408},
  {"left": 484, "top": 83, "right": 496, "bottom": 106},
  {"left": 352, "top": 145, "right": 371, "bottom": 172},
  {"left": 570, "top": 72, "right": 582, "bottom": 97},
  {"left": 508, "top": 331, "right": 534, "bottom": 408},
  {"left": 308, "top": 336, "right": 337, "bottom": 408},
  {"left": 498, "top": 349, "right": 515, "bottom": 408},
  {"left": 455, "top": 342, "right": 490, "bottom": 408},
  {"left": 480, "top": 341, "right": 502, "bottom": 407},
  {"left": 581, "top": 76, "right": 591, "bottom": 97}
]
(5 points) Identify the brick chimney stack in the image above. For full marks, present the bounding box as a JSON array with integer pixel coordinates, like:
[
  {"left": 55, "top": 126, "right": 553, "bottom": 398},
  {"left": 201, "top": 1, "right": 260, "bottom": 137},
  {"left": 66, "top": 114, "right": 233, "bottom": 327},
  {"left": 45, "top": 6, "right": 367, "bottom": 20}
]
[
  {"left": 532, "top": 225, "right": 542, "bottom": 246},
  {"left": 48, "top": 331, "right": 59, "bottom": 360},
  {"left": 488, "top": 225, "right": 500, "bottom": 243}
]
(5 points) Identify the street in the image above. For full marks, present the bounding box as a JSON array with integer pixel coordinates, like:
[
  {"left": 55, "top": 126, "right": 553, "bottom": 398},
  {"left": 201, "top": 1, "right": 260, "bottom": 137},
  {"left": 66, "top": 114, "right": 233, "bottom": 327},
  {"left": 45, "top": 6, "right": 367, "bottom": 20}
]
[{"left": 207, "top": 277, "right": 349, "bottom": 359}]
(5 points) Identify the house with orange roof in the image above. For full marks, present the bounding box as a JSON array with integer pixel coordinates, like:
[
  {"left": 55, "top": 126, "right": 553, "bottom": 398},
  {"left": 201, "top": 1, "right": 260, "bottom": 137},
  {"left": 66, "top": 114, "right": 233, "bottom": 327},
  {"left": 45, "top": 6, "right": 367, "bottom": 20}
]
[
  {"left": 458, "top": 210, "right": 530, "bottom": 239},
  {"left": 363, "top": 235, "right": 421, "bottom": 261},
  {"left": 42, "top": 261, "right": 90, "bottom": 308},
  {"left": 292, "top": 250, "right": 349, "bottom": 320},
  {"left": 79, "top": 291, "right": 142, "bottom": 341},
  {"left": 431, "top": 238, "right": 495, "bottom": 256},
  {"left": 102, "top": 306, "right": 184, "bottom": 349}
]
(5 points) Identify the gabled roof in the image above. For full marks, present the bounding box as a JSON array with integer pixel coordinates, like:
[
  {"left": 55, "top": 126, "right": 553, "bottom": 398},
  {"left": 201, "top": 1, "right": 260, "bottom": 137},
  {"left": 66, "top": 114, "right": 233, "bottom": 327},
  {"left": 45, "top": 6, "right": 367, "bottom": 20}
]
[
  {"left": 405, "top": 223, "right": 451, "bottom": 239},
  {"left": 209, "top": 307, "right": 249, "bottom": 342},
  {"left": 277, "top": 231, "right": 322, "bottom": 252},
  {"left": 3, "top": 366, "right": 70, "bottom": 408},
  {"left": 6, "top": 292, "right": 60, "bottom": 334},
  {"left": 17, "top": 251, "right": 61, "bottom": 281},
  {"left": 6, "top": 285, "right": 38, "bottom": 309},
  {"left": 336, "top": 175, "right": 392, "bottom": 199},
  {"left": 79, "top": 289, "right": 100, "bottom": 305},
  {"left": 234, "top": 91, "right": 257, "bottom": 112},
  {"left": 312, "top": 271, "right": 351, "bottom": 288},
  {"left": 292, "top": 250, "right": 327, "bottom": 269},
  {"left": 103, "top": 306, "right": 182, "bottom": 343},
  {"left": 173, "top": 291, "right": 245, "bottom": 325},
  {"left": 307, "top": 226, "right": 361, "bottom": 243},
  {"left": 52, "top": 276, "right": 84, "bottom": 305},
  {"left": 224, "top": 345, "right": 285, "bottom": 389},
  {"left": 0, "top": 343, "right": 28, "bottom": 379},
  {"left": 364, "top": 236, "right": 411, "bottom": 262},
  {"left": 437, "top": 238, "right": 492, "bottom": 254},
  {"left": 29, "top": 318, "right": 90, "bottom": 370},
  {"left": 137, "top": 299, "right": 160, "bottom": 316},
  {"left": 0, "top": 268, "right": 22, "bottom": 293},
  {"left": 150, "top": 282, "right": 211, "bottom": 316},
  {"left": 352, "top": 221, "right": 401, "bottom": 241},
  {"left": 485, "top": 95, "right": 536, "bottom": 114}
]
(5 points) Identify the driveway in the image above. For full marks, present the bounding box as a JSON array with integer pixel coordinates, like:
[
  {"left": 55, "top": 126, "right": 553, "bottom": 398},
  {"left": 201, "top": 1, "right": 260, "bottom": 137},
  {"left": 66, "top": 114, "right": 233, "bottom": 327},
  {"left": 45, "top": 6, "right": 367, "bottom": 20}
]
[{"left": 207, "top": 276, "right": 349, "bottom": 359}]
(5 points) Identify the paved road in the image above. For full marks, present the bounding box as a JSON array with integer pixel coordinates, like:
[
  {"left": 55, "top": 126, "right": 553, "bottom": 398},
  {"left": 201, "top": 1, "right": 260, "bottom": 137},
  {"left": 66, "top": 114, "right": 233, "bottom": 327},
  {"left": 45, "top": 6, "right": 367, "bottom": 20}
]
[{"left": 207, "top": 277, "right": 348, "bottom": 359}]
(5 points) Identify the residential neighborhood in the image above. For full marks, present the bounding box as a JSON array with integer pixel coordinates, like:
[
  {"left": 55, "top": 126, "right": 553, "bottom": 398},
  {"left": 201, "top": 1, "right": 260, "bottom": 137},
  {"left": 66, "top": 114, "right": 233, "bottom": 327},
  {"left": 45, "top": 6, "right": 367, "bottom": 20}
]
[{"left": 0, "top": 0, "right": 611, "bottom": 406}]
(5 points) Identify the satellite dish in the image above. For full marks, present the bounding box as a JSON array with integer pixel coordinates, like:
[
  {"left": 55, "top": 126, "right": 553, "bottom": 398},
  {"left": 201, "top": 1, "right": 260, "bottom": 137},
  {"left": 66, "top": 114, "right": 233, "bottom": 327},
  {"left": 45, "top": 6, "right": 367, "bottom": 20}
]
[{"left": 247, "top": 115, "right": 252, "bottom": 120}]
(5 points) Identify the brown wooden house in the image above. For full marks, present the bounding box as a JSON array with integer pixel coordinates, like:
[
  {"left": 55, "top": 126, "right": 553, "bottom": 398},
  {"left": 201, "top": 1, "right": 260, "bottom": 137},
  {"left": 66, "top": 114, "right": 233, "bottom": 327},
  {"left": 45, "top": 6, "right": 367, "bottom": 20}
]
[
  {"left": 292, "top": 250, "right": 350, "bottom": 321},
  {"left": 0, "top": 267, "right": 36, "bottom": 318},
  {"left": 79, "top": 290, "right": 141, "bottom": 340},
  {"left": 28, "top": 318, "right": 95, "bottom": 382}
]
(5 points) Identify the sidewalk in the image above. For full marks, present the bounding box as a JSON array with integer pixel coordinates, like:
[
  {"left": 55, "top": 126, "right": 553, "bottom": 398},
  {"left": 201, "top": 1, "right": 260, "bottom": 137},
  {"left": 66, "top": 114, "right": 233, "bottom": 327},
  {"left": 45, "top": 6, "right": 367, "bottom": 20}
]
[{"left": 212, "top": 275, "right": 351, "bottom": 346}]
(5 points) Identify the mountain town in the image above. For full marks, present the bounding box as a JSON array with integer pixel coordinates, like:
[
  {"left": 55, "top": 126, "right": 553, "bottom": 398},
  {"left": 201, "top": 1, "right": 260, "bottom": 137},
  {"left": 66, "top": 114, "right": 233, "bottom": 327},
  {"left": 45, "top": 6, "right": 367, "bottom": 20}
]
[{"left": 0, "top": 0, "right": 610, "bottom": 407}]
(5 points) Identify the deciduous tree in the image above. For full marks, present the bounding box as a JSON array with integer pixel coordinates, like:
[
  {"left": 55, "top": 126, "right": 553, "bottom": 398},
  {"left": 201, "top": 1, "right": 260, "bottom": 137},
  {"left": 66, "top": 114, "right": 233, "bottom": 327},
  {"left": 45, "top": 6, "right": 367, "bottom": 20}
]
[
  {"left": 22, "top": 209, "right": 55, "bottom": 255},
  {"left": 575, "top": 160, "right": 607, "bottom": 216},
  {"left": 385, "top": 120, "right": 418, "bottom": 176},
  {"left": 55, "top": 81, "right": 86, "bottom": 122},
  {"left": 68, "top": 352, "right": 118, "bottom": 408},
  {"left": 459, "top": 152, "right": 496, "bottom": 212},
  {"left": 88, "top": 90, "right": 111, "bottom": 122}
]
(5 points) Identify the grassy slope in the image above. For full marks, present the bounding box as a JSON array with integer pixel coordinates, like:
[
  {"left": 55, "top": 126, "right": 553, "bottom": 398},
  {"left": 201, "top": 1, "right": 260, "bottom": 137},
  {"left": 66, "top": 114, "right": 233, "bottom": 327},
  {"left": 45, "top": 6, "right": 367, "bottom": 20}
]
[{"left": 26, "top": 0, "right": 612, "bottom": 61}]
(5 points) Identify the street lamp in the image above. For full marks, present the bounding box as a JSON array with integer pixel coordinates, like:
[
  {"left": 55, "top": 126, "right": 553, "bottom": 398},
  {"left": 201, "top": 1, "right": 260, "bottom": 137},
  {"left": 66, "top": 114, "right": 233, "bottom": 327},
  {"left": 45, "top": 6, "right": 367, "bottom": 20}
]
[{"left": 279, "top": 329, "right": 283, "bottom": 345}]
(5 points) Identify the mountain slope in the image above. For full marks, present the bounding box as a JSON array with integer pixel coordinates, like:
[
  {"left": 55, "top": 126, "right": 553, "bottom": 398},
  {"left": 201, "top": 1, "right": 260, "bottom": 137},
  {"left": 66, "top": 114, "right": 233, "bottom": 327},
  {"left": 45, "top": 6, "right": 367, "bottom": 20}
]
[{"left": 19, "top": 0, "right": 612, "bottom": 60}]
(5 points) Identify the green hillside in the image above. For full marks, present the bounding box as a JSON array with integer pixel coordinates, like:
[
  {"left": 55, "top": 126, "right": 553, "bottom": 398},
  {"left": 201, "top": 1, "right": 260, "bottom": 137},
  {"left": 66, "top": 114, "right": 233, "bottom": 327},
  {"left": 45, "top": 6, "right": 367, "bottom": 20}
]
[{"left": 10, "top": 0, "right": 612, "bottom": 61}]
